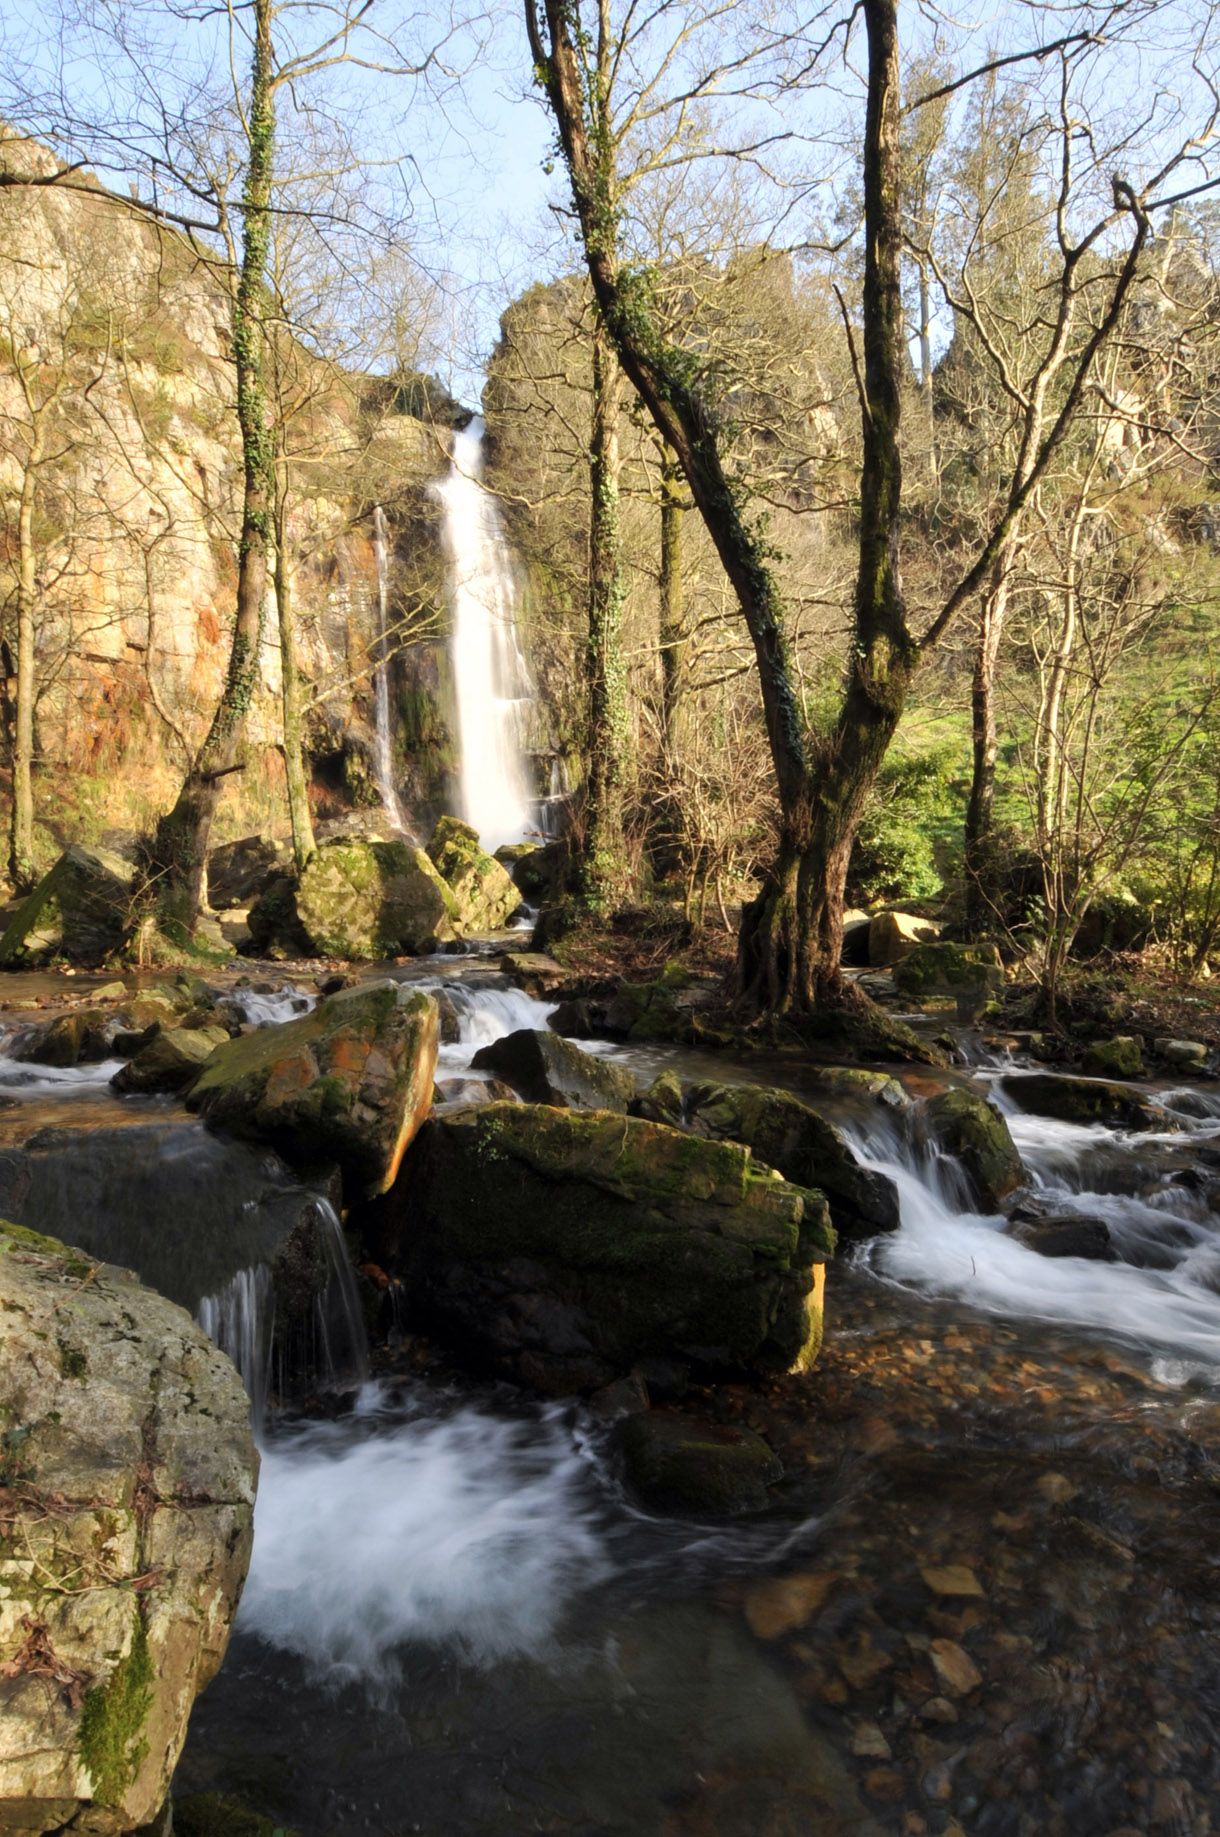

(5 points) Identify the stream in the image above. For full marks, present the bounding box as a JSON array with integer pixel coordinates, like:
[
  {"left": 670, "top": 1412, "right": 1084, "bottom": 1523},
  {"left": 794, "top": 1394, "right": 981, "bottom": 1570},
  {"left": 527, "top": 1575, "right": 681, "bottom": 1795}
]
[{"left": 3, "top": 963, "right": 1218, "bottom": 1835}]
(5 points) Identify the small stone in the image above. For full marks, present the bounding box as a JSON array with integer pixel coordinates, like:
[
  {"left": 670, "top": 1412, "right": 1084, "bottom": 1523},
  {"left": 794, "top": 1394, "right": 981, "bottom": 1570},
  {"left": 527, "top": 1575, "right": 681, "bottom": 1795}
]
[
  {"left": 928, "top": 1638, "right": 982, "bottom": 1696},
  {"left": 851, "top": 1721, "right": 892, "bottom": 1760},
  {"left": 917, "top": 1697, "right": 959, "bottom": 1725},
  {"left": 863, "top": 1768, "right": 906, "bottom": 1804},
  {"left": 744, "top": 1570, "right": 839, "bottom": 1640},
  {"left": 922, "top": 1764, "right": 954, "bottom": 1804},
  {"left": 1036, "top": 1471, "right": 1078, "bottom": 1504},
  {"left": 920, "top": 1564, "right": 984, "bottom": 1598},
  {"left": 838, "top": 1639, "right": 894, "bottom": 1690}
]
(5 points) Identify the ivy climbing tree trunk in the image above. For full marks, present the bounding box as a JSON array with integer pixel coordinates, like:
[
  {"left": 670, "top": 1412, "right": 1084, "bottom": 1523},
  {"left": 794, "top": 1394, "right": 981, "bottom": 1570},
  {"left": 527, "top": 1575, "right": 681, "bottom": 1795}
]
[
  {"left": 274, "top": 487, "right": 316, "bottom": 872},
  {"left": 146, "top": 0, "right": 276, "bottom": 930},
  {"left": 578, "top": 318, "right": 631, "bottom": 906}
]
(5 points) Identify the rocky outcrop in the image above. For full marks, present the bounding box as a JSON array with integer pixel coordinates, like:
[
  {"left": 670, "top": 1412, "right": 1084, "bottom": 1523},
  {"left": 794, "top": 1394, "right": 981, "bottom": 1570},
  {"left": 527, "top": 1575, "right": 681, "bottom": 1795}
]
[
  {"left": 428, "top": 817, "right": 522, "bottom": 931},
  {"left": 0, "top": 847, "right": 136, "bottom": 967},
  {"left": 498, "top": 951, "right": 567, "bottom": 996},
  {"left": 206, "top": 836, "right": 293, "bottom": 911},
  {"left": 470, "top": 1028, "right": 635, "bottom": 1112},
  {"left": 187, "top": 980, "right": 439, "bottom": 1196},
  {"left": 998, "top": 1071, "right": 1170, "bottom": 1132},
  {"left": 378, "top": 1103, "right": 835, "bottom": 1393},
  {"left": 891, "top": 941, "right": 1005, "bottom": 1016},
  {"left": 918, "top": 1087, "right": 1025, "bottom": 1211},
  {"left": 867, "top": 911, "right": 940, "bottom": 966},
  {"left": 633, "top": 1078, "right": 900, "bottom": 1241},
  {"left": 0, "top": 1222, "right": 256, "bottom": 1836},
  {"left": 249, "top": 839, "right": 462, "bottom": 960}
]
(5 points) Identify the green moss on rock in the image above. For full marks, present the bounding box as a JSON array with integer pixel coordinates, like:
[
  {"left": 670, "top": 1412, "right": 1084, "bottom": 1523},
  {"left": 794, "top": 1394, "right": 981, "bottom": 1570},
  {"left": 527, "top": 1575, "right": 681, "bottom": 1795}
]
[{"left": 79, "top": 1613, "right": 154, "bottom": 1808}]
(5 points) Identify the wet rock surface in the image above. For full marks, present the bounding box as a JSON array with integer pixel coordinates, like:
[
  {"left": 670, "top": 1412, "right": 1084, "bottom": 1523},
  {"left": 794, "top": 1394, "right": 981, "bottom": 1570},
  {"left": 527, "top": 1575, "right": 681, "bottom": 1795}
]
[
  {"left": 999, "top": 1069, "right": 1171, "bottom": 1131},
  {"left": 918, "top": 1086, "right": 1025, "bottom": 1211},
  {"left": 427, "top": 817, "right": 522, "bottom": 932},
  {"left": 0, "top": 1223, "right": 256, "bottom": 1835}
]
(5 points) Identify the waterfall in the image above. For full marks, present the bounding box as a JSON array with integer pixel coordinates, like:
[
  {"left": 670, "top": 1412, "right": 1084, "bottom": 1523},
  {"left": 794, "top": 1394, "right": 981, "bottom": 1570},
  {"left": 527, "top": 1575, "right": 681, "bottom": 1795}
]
[
  {"left": 434, "top": 418, "right": 536, "bottom": 851},
  {"left": 371, "top": 507, "right": 410, "bottom": 835}
]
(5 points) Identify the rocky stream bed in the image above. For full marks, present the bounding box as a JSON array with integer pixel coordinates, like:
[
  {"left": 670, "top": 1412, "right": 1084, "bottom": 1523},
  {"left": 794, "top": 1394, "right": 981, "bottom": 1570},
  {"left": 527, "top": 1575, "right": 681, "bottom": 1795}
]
[{"left": 1, "top": 948, "right": 1218, "bottom": 1836}]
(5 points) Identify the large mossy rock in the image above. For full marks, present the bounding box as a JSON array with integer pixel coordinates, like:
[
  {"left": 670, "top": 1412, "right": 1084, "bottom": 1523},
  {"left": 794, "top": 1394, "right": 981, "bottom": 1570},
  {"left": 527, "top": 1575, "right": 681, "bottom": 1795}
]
[
  {"left": 892, "top": 941, "right": 1005, "bottom": 1016},
  {"left": 470, "top": 1028, "right": 635, "bottom": 1112},
  {"left": 428, "top": 817, "right": 522, "bottom": 931},
  {"left": 0, "top": 1222, "right": 256, "bottom": 1836},
  {"left": 651, "top": 1080, "right": 900, "bottom": 1242},
  {"left": 380, "top": 1103, "right": 835, "bottom": 1393},
  {"left": 295, "top": 839, "right": 462, "bottom": 959},
  {"left": 187, "top": 981, "right": 438, "bottom": 1197},
  {"left": 998, "top": 1070, "right": 1169, "bottom": 1132},
  {"left": 1081, "top": 1034, "right": 1144, "bottom": 1079},
  {"left": 0, "top": 846, "right": 136, "bottom": 968},
  {"left": 918, "top": 1086, "right": 1025, "bottom": 1211},
  {"left": 867, "top": 910, "right": 940, "bottom": 967}
]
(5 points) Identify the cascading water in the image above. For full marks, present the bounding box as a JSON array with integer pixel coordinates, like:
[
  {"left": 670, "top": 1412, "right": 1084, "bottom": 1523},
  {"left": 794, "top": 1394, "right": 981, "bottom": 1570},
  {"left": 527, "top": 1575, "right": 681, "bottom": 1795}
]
[
  {"left": 434, "top": 418, "right": 536, "bottom": 850},
  {"left": 371, "top": 506, "right": 410, "bottom": 835}
]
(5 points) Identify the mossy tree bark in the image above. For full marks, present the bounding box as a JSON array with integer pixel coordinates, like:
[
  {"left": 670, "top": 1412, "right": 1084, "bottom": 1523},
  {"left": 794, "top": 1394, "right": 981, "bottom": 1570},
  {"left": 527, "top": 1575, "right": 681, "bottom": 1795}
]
[
  {"left": 963, "top": 551, "right": 1011, "bottom": 937},
  {"left": 146, "top": 0, "right": 276, "bottom": 928},
  {"left": 526, "top": 0, "right": 1152, "bottom": 1022}
]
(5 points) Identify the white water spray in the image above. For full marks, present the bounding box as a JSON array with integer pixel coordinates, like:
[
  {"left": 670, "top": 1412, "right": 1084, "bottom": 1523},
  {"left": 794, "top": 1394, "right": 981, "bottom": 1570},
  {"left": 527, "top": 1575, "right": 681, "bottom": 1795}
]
[
  {"left": 371, "top": 507, "right": 410, "bottom": 834},
  {"left": 435, "top": 419, "right": 535, "bottom": 850}
]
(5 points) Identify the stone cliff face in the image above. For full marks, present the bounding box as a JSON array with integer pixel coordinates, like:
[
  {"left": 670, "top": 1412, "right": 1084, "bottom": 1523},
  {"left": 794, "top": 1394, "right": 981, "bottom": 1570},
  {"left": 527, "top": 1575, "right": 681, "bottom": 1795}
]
[{"left": 0, "top": 137, "right": 463, "bottom": 857}]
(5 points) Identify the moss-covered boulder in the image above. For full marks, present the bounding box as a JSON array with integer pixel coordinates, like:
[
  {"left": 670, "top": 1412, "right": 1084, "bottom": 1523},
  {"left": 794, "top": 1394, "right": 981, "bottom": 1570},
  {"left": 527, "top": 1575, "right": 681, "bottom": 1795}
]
[
  {"left": 428, "top": 816, "right": 522, "bottom": 932},
  {"left": 0, "top": 1223, "right": 256, "bottom": 1836},
  {"left": 664, "top": 1081, "right": 901, "bottom": 1241},
  {"left": 998, "top": 1071, "right": 1169, "bottom": 1132},
  {"left": 12, "top": 1007, "right": 111, "bottom": 1067},
  {"left": 470, "top": 1028, "right": 636, "bottom": 1112},
  {"left": 0, "top": 845, "right": 136, "bottom": 967},
  {"left": 111, "top": 1025, "right": 230, "bottom": 1095},
  {"left": 1081, "top": 1035, "right": 1144, "bottom": 1079},
  {"left": 892, "top": 941, "right": 1006, "bottom": 1016},
  {"left": 919, "top": 1086, "right": 1025, "bottom": 1210},
  {"left": 187, "top": 981, "right": 438, "bottom": 1197},
  {"left": 498, "top": 950, "right": 567, "bottom": 996},
  {"left": 296, "top": 839, "right": 462, "bottom": 959},
  {"left": 495, "top": 839, "right": 564, "bottom": 901},
  {"left": 379, "top": 1103, "right": 834, "bottom": 1393},
  {"left": 619, "top": 1412, "right": 783, "bottom": 1517}
]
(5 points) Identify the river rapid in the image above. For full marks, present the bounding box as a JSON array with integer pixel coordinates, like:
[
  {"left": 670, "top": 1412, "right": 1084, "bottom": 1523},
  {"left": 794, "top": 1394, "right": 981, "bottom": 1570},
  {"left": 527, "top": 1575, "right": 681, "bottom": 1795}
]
[{"left": 2, "top": 960, "right": 1217, "bottom": 1836}]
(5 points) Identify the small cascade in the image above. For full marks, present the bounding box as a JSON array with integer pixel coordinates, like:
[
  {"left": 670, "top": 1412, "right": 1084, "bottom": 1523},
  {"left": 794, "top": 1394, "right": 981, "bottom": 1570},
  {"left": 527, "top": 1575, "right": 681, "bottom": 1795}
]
[
  {"left": 434, "top": 418, "right": 536, "bottom": 850},
  {"left": 371, "top": 506, "right": 410, "bottom": 835},
  {"left": 197, "top": 1198, "right": 370, "bottom": 1431}
]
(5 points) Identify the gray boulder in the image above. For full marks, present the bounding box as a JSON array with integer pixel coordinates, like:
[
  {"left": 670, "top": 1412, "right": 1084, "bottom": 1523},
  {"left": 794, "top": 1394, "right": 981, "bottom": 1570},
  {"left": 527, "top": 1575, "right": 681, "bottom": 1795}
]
[
  {"left": 0, "top": 1222, "right": 256, "bottom": 1835},
  {"left": 0, "top": 846, "right": 136, "bottom": 967},
  {"left": 470, "top": 1028, "right": 635, "bottom": 1112}
]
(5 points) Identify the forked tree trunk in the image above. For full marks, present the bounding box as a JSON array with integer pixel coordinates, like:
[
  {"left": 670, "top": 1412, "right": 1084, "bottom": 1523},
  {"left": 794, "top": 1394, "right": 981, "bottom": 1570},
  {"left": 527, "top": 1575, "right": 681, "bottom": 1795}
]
[{"left": 145, "top": 0, "right": 275, "bottom": 929}]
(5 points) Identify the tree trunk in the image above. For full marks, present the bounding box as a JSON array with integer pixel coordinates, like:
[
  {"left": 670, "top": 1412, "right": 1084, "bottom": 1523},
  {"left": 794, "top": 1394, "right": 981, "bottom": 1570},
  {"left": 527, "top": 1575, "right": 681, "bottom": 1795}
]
[
  {"left": 659, "top": 444, "right": 686, "bottom": 750},
  {"left": 577, "top": 320, "right": 630, "bottom": 906},
  {"left": 274, "top": 497, "right": 316, "bottom": 871},
  {"left": 8, "top": 454, "right": 39, "bottom": 891},
  {"left": 146, "top": 0, "right": 275, "bottom": 928},
  {"left": 963, "top": 555, "right": 1010, "bottom": 936}
]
